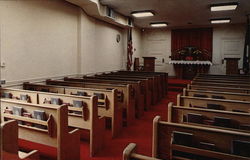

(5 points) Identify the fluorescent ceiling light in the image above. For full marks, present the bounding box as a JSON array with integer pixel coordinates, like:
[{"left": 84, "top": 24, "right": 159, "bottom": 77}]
[
  {"left": 210, "top": 18, "right": 231, "bottom": 24},
  {"left": 150, "top": 22, "right": 168, "bottom": 27},
  {"left": 131, "top": 11, "right": 154, "bottom": 18},
  {"left": 211, "top": 2, "right": 238, "bottom": 11}
]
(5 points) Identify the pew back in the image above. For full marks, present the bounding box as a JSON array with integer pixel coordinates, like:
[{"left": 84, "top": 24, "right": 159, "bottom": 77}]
[
  {"left": 168, "top": 103, "right": 250, "bottom": 132},
  {"left": 183, "top": 88, "right": 250, "bottom": 101},
  {"left": 46, "top": 79, "right": 135, "bottom": 125},
  {"left": 188, "top": 84, "right": 250, "bottom": 94},
  {"left": 1, "top": 99, "right": 80, "bottom": 160},
  {"left": 152, "top": 116, "right": 250, "bottom": 160},
  {"left": 177, "top": 94, "right": 250, "bottom": 113}
]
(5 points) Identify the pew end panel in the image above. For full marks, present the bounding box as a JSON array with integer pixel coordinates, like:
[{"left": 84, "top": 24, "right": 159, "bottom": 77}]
[
  {"left": 1, "top": 99, "right": 80, "bottom": 160},
  {"left": 64, "top": 87, "right": 123, "bottom": 138},
  {"left": 37, "top": 92, "right": 104, "bottom": 156},
  {"left": 1, "top": 120, "right": 40, "bottom": 160}
]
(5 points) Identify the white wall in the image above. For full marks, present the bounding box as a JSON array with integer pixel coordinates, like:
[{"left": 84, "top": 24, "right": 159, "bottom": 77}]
[
  {"left": 0, "top": 0, "right": 127, "bottom": 85},
  {"left": 141, "top": 24, "right": 246, "bottom": 76},
  {"left": 79, "top": 10, "right": 126, "bottom": 74},
  {"left": 210, "top": 24, "right": 245, "bottom": 74},
  {"left": 0, "top": 0, "right": 79, "bottom": 84}
]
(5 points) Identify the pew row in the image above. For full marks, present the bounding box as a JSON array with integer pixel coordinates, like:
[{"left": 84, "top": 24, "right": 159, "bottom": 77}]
[
  {"left": 152, "top": 116, "right": 250, "bottom": 160},
  {"left": 177, "top": 94, "right": 250, "bottom": 113},
  {"left": 1, "top": 88, "right": 104, "bottom": 156},
  {"left": 81, "top": 75, "right": 152, "bottom": 110},
  {"left": 1, "top": 120, "right": 40, "bottom": 160},
  {"left": 191, "top": 81, "right": 250, "bottom": 89},
  {"left": 167, "top": 102, "right": 250, "bottom": 132},
  {"left": 96, "top": 74, "right": 159, "bottom": 105},
  {"left": 183, "top": 88, "right": 250, "bottom": 101},
  {"left": 46, "top": 79, "right": 135, "bottom": 126},
  {"left": 193, "top": 78, "right": 250, "bottom": 84},
  {"left": 1, "top": 99, "right": 80, "bottom": 160},
  {"left": 115, "top": 70, "right": 168, "bottom": 95},
  {"left": 64, "top": 77, "right": 144, "bottom": 118},
  {"left": 106, "top": 71, "right": 166, "bottom": 102},
  {"left": 196, "top": 73, "right": 250, "bottom": 79},
  {"left": 188, "top": 84, "right": 250, "bottom": 94},
  {"left": 123, "top": 143, "right": 161, "bottom": 160},
  {"left": 23, "top": 82, "right": 122, "bottom": 137}
]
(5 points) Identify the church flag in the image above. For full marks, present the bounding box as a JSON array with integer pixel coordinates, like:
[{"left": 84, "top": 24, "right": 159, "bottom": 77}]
[
  {"left": 127, "top": 28, "right": 133, "bottom": 71},
  {"left": 243, "top": 15, "right": 250, "bottom": 74}
]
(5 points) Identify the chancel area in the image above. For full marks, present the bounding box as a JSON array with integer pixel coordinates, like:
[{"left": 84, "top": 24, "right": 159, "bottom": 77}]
[{"left": 0, "top": 0, "right": 250, "bottom": 160}]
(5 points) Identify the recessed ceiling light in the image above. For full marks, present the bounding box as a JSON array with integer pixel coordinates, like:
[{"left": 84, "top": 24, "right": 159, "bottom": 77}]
[
  {"left": 150, "top": 22, "right": 168, "bottom": 27},
  {"left": 210, "top": 2, "right": 238, "bottom": 11},
  {"left": 131, "top": 11, "right": 154, "bottom": 18},
  {"left": 210, "top": 18, "right": 231, "bottom": 24}
]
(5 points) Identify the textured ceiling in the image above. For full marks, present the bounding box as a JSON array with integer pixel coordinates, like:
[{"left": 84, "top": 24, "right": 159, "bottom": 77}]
[{"left": 100, "top": 0, "right": 250, "bottom": 28}]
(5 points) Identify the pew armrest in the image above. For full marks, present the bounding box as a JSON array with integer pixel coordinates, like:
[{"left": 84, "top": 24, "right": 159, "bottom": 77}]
[{"left": 19, "top": 150, "right": 39, "bottom": 160}]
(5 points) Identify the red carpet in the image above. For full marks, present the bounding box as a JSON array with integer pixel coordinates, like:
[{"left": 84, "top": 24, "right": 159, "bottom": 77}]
[
  {"left": 168, "top": 78, "right": 191, "bottom": 84},
  {"left": 19, "top": 90, "right": 180, "bottom": 160}
]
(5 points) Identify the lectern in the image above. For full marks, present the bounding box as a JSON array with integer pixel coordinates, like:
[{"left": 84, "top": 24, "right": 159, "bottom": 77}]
[
  {"left": 224, "top": 58, "right": 240, "bottom": 75},
  {"left": 143, "top": 57, "right": 156, "bottom": 72}
]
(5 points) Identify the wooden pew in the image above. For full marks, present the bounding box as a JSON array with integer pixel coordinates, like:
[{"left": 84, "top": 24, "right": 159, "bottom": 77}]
[
  {"left": 193, "top": 78, "right": 250, "bottom": 84},
  {"left": 64, "top": 77, "right": 144, "bottom": 118},
  {"left": 183, "top": 88, "right": 250, "bottom": 101},
  {"left": 177, "top": 94, "right": 250, "bottom": 113},
  {"left": 188, "top": 84, "right": 250, "bottom": 94},
  {"left": 95, "top": 74, "right": 155, "bottom": 106},
  {"left": 116, "top": 70, "right": 168, "bottom": 95},
  {"left": 46, "top": 79, "right": 135, "bottom": 126},
  {"left": 168, "top": 102, "right": 250, "bottom": 132},
  {"left": 152, "top": 116, "right": 250, "bottom": 160},
  {"left": 106, "top": 72, "right": 162, "bottom": 101},
  {"left": 23, "top": 82, "right": 123, "bottom": 138},
  {"left": 1, "top": 120, "right": 39, "bottom": 160},
  {"left": 196, "top": 73, "right": 250, "bottom": 79},
  {"left": 191, "top": 81, "right": 250, "bottom": 89},
  {"left": 83, "top": 75, "right": 152, "bottom": 110},
  {"left": 123, "top": 143, "right": 161, "bottom": 160},
  {"left": 1, "top": 88, "right": 104, "bottom": 156},
  {"left": 108, "top": 71, "right": 164, "bottom": 102},
  {"left": 1, "top": 99, "right": 80, "bottom": 160}
]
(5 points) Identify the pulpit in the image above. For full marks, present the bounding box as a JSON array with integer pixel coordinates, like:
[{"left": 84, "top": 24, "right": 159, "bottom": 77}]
[
  {"left": 224, "top": 58, "right": 240, "bottom": 75},
  {"left": 143, "top": 57, "right": 156, "bottom": 72}
]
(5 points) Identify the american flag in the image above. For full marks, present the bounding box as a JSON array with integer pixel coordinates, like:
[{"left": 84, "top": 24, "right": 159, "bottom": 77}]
[
  {"left": 127, "top": 28, "right": 133, "bottom": 71},
  {"left": 243, "top": 15, "right": 250, "bottom": 74}
]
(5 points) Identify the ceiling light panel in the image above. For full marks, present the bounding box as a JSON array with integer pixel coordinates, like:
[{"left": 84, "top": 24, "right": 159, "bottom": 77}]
[
  {"left": 210, "top": 18, "right": 231, "bottom": 24},
  {"left": 211, "top": 2, "right": 238, "bottom": 11},
  {"left": 131, "top": 11, "right": 154, "bottom": 18},
  {"left": 150, "top": 22, "right": 168, "bottom": 27}
]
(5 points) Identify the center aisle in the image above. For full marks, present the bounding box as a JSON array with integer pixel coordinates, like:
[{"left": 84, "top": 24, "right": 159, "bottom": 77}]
[{"left": 81, "top": 91, "right": 179, "bottom": 160}]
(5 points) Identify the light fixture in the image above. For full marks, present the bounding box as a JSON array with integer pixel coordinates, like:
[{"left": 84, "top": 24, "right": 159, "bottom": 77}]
[
  {"left": 150, "top": 22, "right": 168, "bottom": 27},
  {"left": 210, "top": 2, "right": 238, "bottom": 11},
  {"left": 210, "top": 18, "right": 231, "bottom": 24},
  {"left": 131, "top": 11, "right": 154, "bottom": 18}
]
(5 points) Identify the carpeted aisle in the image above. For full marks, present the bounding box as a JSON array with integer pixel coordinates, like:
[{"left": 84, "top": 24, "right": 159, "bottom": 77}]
[{"left": 80, "top": 91, "right": 179, "bottom": 160}]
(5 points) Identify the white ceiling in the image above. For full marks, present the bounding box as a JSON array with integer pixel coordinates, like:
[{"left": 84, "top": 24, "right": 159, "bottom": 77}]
[{"left": 100, "top": 0, "right": 250, "bottom": 28}]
